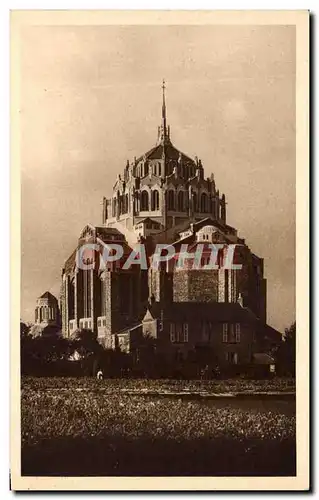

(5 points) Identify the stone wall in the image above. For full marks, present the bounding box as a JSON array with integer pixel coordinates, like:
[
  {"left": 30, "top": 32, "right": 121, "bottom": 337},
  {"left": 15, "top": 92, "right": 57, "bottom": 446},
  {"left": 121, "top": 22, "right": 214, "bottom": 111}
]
[
  {"left": 173, "top": 270, "right": 220, "bottom": 302},
  {"left": 141, "top": 315, "right": 256, "bottom": 366}
]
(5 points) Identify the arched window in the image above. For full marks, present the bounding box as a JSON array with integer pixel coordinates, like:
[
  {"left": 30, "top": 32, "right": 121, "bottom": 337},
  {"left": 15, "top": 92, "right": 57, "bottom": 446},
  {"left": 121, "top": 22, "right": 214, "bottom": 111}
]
[
  {"left": 177, "top": 191, "right": 185, "bottom": 211},
  {"left": 120, "top": 196, "right": 124, "bottom": 215},
  {"left": 151, "top": 190, "right": 160, "bottom": 211},
  {"left": 167, "top": 190, "right": 175, "bottom": 211},
  {"left": 200, "top": 193, "right": 208, "bottom": 213},
  {"left": 140, "top": 190, "right": 149, "bottom": 211},
  {"left": 122, "top": 194, "right": 128, "bottom": 214},
  {"left": 193, "top": 193, "right": 197, "bottom": 212},
  {"left": 112, "top": 198, "right": 117, "bottom": 217}
]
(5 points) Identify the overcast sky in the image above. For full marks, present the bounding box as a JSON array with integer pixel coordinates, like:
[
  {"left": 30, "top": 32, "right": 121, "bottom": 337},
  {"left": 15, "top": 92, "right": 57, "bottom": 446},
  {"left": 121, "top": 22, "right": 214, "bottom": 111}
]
[{"left": 20, "top": 24, "right": 295, "bottom": 331}]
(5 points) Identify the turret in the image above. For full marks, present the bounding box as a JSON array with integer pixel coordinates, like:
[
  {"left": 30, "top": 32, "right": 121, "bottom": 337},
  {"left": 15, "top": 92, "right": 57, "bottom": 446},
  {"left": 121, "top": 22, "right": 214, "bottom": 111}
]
[{"left": 221, "top": 193, "right": 226, "bottom": 224}]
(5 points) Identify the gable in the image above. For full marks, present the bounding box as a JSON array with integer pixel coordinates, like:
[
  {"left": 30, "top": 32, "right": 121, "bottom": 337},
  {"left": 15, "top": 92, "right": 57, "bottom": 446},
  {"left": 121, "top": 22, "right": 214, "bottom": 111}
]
[
  {"left": 196, "top": 225, "right": 229, "bottom": 243},
  {"left": 142, "top": 308, "right": 156, "bottom": 322},
  {"left": 79, "top": 224, "right": 96, "bottom": 241}
]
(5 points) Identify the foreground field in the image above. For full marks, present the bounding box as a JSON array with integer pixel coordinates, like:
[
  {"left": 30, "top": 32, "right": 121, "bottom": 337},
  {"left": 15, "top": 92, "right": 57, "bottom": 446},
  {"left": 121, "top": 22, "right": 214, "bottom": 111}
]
[
  {"left": 21, "top": 377, "right": 296, "bottom": 476},
  {"left": 22, "top": 376, "right": 295, "bottom": 394}
]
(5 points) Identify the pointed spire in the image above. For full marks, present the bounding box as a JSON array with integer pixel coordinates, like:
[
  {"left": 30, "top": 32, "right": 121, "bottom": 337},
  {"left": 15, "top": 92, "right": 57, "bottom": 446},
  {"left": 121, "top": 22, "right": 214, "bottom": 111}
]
[
  {"left": 157, "top": 79, "right": 170, "bottom": 145},
  {"left": 162, "top": 78, "right": 167, "bottom": 132}
]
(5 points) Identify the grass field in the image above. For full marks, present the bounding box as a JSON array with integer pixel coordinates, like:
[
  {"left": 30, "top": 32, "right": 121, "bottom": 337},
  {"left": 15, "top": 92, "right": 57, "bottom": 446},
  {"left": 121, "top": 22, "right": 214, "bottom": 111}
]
[
  {"left": 21, "top": 377, "right": 296, "bottom": 476},
  {"left": 21, "top": 376, "right": 295, "bottom": 393}
]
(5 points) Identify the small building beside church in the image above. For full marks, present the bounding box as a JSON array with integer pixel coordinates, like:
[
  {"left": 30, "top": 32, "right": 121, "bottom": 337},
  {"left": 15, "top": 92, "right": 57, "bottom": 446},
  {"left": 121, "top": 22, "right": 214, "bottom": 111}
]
[{"left": 30, "top": 291, "right": 61, "bottom": 337}]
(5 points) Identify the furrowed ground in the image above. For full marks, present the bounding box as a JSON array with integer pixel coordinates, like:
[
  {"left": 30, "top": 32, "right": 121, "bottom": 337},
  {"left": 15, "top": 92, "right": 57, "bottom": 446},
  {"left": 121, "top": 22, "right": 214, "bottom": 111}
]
[{"left": 21, "top": 377, "right": 296, "bottom": 476}]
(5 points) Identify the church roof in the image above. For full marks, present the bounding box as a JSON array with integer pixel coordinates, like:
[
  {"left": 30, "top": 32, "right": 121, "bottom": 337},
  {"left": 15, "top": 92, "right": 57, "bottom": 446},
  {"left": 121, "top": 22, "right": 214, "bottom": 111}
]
[
  {"left": 63, "top": 223, "right": 133, "bottom": 275},
  {"left": 253, "top": 353, "right": 275, "bottom": 365},
  {"left": 188, "top": 217, "right": 237, "bottom": 235},
  {"left": 39, "top": 291, "right": 58, "bottom": 301},
  {"left": 64, "top": 249, "right": 77, "bottom": 274},
  {"left": 263, "top": 323, "right": 282, "bottom": 341},
  {"left": 115, "top": 322, "right": 143, "bottom": 336},
  {"left": 136, "top": 141, "right": 195, "bottom": 165},
  {"left": 95, "top": 226, "right": 125, "bottom": 242},
  {"left": 145, "top": 302, "right": 258, "bottom": 323},
  {"left": 95, "top": 226, "right": 123, "bottom": 236}
]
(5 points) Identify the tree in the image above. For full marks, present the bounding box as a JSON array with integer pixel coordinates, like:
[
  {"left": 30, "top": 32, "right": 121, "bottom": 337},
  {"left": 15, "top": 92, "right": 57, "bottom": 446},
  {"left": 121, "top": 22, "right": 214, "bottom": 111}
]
[
  {"left": 20, "top": 321, "right": 31, "bottom": 339},
  {"left": 275, "top": 321, "right": 296, "bottom": 376},
  {"left": 20, "top": 329, "right": 72, "bottom": 375},
  {"left": 284, "top": 322, "right": 296, "bottom": 342},
  {"left": 20, "top": 321, "right": 33, "bottom": 374},
  {"left": 71, "top": 329, "right": 102, "bottom": 356},
  {"left": 134, "top": 332, "right": 165, "bottom": 378},
  {"left": 70, "top": 329, "right": 103, "bottom": 375}
]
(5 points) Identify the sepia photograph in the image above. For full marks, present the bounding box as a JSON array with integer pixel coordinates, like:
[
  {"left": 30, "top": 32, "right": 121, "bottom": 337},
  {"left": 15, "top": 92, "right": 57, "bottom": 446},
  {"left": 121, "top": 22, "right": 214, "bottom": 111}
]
[{"left": 10, "top": 10, "right": 309, "bottom": 491}]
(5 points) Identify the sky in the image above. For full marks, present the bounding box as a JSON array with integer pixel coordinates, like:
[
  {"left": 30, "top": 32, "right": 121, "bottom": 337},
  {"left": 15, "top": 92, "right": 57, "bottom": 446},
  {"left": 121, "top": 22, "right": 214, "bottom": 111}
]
[{"left": 20, "top": 24, "right": 296, "bottom": 331}]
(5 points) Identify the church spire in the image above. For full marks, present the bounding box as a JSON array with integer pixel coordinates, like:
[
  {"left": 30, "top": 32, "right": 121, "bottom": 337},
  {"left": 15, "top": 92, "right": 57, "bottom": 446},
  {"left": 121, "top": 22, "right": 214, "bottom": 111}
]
[
  {"left": 157, "top": 79, "right": 170, "bottom": 145},
  {"left": 162, "top": 79, "right": 167, "bottom": 133}
]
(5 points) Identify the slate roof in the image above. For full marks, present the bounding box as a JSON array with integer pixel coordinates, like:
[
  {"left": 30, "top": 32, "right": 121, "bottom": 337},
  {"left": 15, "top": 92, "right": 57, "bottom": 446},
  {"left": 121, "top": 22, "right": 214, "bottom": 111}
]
[
  {"left": 146, "top": 302, "right": 258, "bottom": 324},
  {"left": 39, "top": 291, "right": 58, "bottom": 301},
  {"left": 136, "top": 141, "right": 195, "bottom": 164},
  {"left": 253, "top": 353, "right": 275, "bottom": 365},
  {"left": 64, "top": 249, "right": 77, "bottom": 274},
  {"left": 189, "top": 217, "right": 237, "bottom": 235},
  {"left": 115, "top": 322, "right": 142, "bottom": 335},
  {"left": 263, "top": 323, "right": 283, "bottom": 341},
  {"left": 168, "top": 217, "right": 238, "bottom": 246},
  {"left": 63, "top": 224, "right": 132, "bottom": 274},
  {"left": 95, "top": 226, "right": 124, "bottom": 240},
  {"left": 97, "top": 238, "right": 133, "bottom": 257}
]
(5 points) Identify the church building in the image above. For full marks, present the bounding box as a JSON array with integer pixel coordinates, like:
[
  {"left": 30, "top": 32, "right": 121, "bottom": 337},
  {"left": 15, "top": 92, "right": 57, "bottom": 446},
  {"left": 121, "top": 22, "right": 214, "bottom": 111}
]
[{"left": 60, "top": 82, "right": 280, "bottom": 368}]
